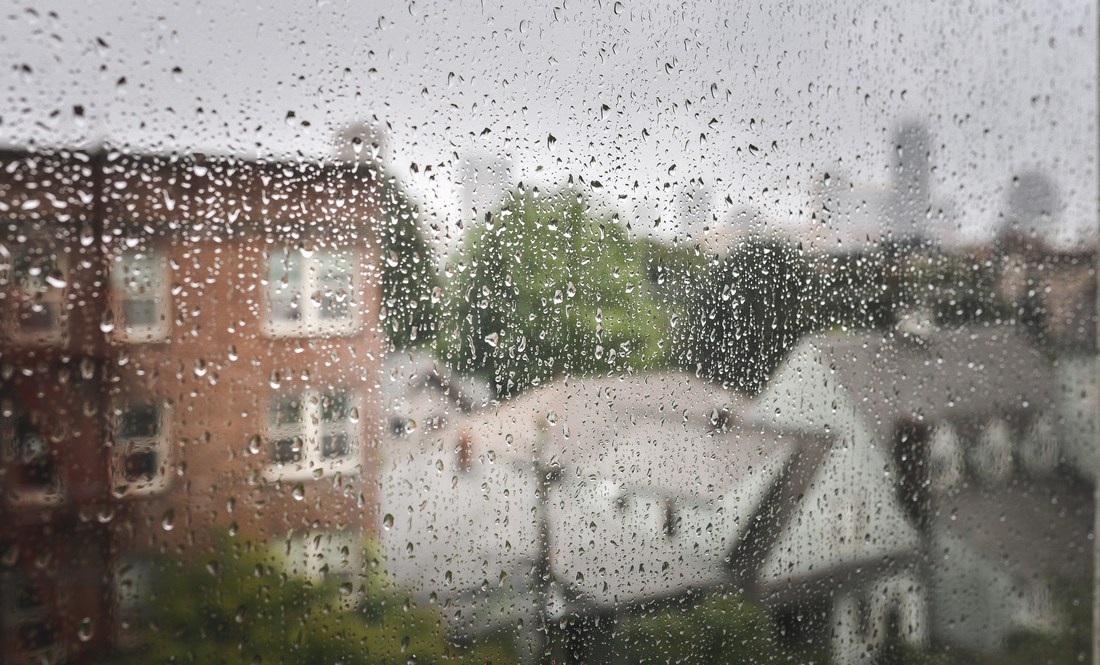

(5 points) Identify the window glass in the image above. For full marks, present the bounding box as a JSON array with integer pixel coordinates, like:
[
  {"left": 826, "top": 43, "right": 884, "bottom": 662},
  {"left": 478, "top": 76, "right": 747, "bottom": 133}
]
[{"left": 0, "top": 3, "right": 1096, "bottom": 664}]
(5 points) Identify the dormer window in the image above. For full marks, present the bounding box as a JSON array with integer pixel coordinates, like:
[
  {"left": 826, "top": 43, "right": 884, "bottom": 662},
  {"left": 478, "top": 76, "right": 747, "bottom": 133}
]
[
  {"left": 928, "top": 422, "right": 962, "bottom": 492},
  {"left": 971, "top": 418, "right": 1013, "bottom": 486},
  {"left": 1020, "top": 411, "right": 1058, "bottom": 475}
]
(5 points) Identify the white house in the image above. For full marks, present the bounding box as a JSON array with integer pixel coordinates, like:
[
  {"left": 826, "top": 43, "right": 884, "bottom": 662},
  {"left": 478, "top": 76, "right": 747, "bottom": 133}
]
[
  {"left": 380, "top": 371, "right": 832, "bottom": 662},
  {"left": 749, "top": 324, "right": 1088, "bottom": 659}
]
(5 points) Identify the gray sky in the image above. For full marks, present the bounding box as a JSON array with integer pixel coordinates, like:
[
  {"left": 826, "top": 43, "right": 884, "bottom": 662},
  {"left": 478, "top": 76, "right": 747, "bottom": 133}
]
[{"left": 3, "top": 0, "right": 1096, "bottom": 249}]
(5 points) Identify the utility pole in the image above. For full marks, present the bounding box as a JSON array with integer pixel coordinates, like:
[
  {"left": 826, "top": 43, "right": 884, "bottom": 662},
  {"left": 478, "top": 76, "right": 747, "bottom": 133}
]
[{"left": 529, "top": 427, "right": 562, "bottom": 665}]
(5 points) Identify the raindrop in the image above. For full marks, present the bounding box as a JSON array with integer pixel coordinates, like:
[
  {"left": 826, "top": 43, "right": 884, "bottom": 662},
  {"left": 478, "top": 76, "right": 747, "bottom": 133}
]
[
  {"left": 99, "top": 310, "right": 115, "bottom": 333},
  {"left": 78, "top": 617, "right": 94, "bottom": 642}
]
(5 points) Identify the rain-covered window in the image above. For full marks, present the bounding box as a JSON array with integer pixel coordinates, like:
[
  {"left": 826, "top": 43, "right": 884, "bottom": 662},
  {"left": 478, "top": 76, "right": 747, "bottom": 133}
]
[{"left": 0, "top": 2, "right": 1097, "bottom": 665}]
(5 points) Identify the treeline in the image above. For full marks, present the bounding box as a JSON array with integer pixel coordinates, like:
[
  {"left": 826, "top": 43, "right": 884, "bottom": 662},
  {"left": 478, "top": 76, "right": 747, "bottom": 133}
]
[{"left": 382, "top": 184, "right": 1017, "bottom": 398}]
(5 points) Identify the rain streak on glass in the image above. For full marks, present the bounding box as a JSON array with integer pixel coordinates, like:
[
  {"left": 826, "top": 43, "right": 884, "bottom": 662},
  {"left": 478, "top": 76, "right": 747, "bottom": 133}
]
[{"left": 0, "top": 2, "right": 1097, "bottom": 665}]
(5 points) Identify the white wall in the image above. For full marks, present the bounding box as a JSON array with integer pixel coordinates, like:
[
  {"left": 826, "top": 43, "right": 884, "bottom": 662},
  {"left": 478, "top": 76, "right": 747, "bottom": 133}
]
[{"left": 753, "top": 345, "right": 921, "bottom": 584}]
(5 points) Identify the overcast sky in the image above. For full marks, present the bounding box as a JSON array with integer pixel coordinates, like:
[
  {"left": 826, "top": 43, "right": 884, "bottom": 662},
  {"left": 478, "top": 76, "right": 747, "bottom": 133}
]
[{"left": 2, "top": 0, "right": 1096, "bottom": 249}]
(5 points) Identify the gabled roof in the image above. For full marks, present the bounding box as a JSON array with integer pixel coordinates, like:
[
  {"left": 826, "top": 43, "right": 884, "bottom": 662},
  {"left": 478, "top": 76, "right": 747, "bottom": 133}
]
[
  {"left": 775, "top": 325, "right": 1053, "bottom": 441},
  {"left": 380, "top": 370, "right": 833, "bottom": 627},
  {"left": 463, "top": 371, "right": 747, "bottom": 464}
]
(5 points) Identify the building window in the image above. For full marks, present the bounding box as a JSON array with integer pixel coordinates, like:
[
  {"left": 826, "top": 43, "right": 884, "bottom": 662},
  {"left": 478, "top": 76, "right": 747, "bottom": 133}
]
[
  {"left": 265, "top": 247, "right": 359, "bottom": 337},
  {"left": 111, "top": 400, "right": 171, "bottom": 496},
  {"left": 1, "top": 571, "right": 61, "bottom": 662},
  {"left": 0, "top": 406, "right": 64, "bottom": 506},
  {"left": 266, "top": 389, "right": 358, "bottom": 480},
  {"left": 2, "top": 240, "right": 66, "bottom": 344},
  {"left": 111, "top": 249, "right": 169, "bottom": 342}
]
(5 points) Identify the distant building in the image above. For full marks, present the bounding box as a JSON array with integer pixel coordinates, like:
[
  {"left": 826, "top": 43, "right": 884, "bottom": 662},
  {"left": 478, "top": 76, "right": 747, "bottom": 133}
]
[{"left": 0, "top": 148, "right": 387, "bottom": 662}]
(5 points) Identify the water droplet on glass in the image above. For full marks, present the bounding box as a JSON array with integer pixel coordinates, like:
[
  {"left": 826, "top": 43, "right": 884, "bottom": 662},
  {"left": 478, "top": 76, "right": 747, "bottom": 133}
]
[{"left": 78, "top": 617, "right": 94, "bottom": 642}]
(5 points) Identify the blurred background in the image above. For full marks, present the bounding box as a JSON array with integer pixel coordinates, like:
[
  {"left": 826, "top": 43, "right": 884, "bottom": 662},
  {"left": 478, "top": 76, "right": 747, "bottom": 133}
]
[{"left": 0, "top": 1, "right": 1097, "bottom": 663}]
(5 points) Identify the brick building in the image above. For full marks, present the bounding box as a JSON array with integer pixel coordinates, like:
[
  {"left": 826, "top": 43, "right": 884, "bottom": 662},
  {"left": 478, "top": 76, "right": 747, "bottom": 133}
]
[{"left": 0, "top": 148, "right": 387, "bottom": 662}]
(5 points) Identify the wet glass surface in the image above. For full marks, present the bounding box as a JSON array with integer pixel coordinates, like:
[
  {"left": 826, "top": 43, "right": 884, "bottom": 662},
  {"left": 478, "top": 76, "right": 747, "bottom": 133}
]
[{"left": 0, "top": 2, "right": 1097, "bottom": 663}]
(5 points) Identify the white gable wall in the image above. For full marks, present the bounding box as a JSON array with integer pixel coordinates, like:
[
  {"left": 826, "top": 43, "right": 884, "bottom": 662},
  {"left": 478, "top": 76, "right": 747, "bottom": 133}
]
[{"left": 753, "top": 343, "right": 921, "bottom": 584}]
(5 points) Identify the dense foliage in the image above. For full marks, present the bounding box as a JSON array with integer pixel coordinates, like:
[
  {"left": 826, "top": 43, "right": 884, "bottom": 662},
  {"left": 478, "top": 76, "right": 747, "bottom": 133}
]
[
  {"left": 682, "top": 237, "right": 814, "bottom": 395},
  {"left": 436, "top": 186, "right": 671, "bottom": 397},
  {"left": 113, "top": 536, "right": 515, "bottom": 665}
]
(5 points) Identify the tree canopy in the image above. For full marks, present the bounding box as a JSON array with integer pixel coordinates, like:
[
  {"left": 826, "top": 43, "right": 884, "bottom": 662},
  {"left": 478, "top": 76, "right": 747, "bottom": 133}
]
[{"left": 436, "top": 186, "right": 671, "bottom": 397}]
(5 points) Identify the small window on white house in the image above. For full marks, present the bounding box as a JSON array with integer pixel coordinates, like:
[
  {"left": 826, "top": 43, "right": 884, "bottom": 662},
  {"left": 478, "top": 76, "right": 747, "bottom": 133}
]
[
  {"left": 928, "top": 422, "right": 963, "bottom": 492},
  {"left": 111, "top": 249, "right": 169, "bottom": 342},
  {"left": 2, "top": 241, "right": 66, "bottom": 344},
  {"left": 971, "top": 418, "right": 1013, "bottom": 486},
  {"left": 266, "top": 389, "right": 358, "bottom": 480},
  {"left": 265, "top": 247, "right": 359, "bottom": 337},
  {"left": 111, "top": 401, "right": 171, "bottom": 496},
  {"left": 1, "top": 406, "right": 64, "bottom": 506},
  {"left": 1019, "top": 411, "right": 1058, "bottom": 476}
]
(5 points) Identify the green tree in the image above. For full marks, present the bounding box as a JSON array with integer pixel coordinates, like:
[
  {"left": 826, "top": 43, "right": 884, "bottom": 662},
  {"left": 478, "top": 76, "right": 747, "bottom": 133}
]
[
  {"left": 685, "top": 237, "right": 813, "bottom": 395},
  {"left": 113, "top": 535, "right": 515, "bottom": 665},
  {"left": 436, "top": 186, "right": 670, "bottom": 397},
  {"left": 615, "top": 593, "right": 787, "bottom": 664}
]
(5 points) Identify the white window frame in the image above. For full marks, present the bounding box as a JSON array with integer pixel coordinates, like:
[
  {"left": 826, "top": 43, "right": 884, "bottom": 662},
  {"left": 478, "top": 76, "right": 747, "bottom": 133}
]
[
  {"left": 110, "top": 400, "right": 172, "bottom": 496},
  {"left": 264, "top": 247, "right": 360, "bottom": 338},
  {"left": 265, "top": 388, "right": 359, "bottom": 481},
  {"left": 2, "top": 238, "right": 67, "bottom": 345},
  {"left": 0, "top": 406, "right": 65, "bottom": 507},
  {"left": 111, "top": 248, "right": 170, "bottom": 343}
]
